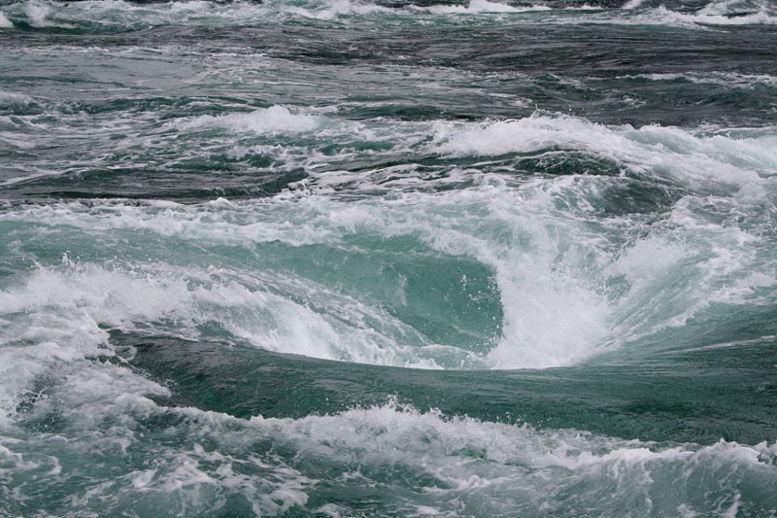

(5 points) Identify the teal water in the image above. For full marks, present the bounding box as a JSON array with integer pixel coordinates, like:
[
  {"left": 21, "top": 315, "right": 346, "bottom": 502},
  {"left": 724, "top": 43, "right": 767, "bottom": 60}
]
[{"left": 1, "top": 0, "right": 777, "bottom": 516}]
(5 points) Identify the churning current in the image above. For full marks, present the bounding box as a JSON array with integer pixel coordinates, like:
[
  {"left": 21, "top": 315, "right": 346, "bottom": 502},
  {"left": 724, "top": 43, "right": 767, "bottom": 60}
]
[{"left": 1, "top": 0, "right": 776, "bottom": 516}]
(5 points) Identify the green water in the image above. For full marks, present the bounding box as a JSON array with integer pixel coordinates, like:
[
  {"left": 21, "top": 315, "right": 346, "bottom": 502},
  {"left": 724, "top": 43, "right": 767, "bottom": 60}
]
[{"left": 1, "top": 0, "right": 777, "bottom": 515}]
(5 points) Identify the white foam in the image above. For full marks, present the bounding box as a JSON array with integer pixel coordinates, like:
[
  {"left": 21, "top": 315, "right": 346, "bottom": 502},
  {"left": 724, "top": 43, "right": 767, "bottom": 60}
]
[
  {"left": 25, "top": 0, "right": 50, "bottom": 27},
  {"left": 2, "top": 112, "right": 775, "bottom": 369},
  {"left": 0, "top": 253, "right": 455, "bottom": 374},
  {"left": 406, "top": 178, "right": 613, "bottom": 369},
  {"left": 622, "top": 0, "right": 649, "bottom": 8},
  {"left": 635, "top": 72, "right": 777, "bottom": 89},
  {"left": 8, "top": 0, "right": 394, "bottom": 30},
  {"left": 248, "top": 399, "right": 777, "bottom": 476},
  {"left": 179, "top": 105, "right": 320, "bottom": 134},
  {"left": 626, "top": 3, "right": 777, "bottom": 27},
  {"left": 434, "top": 114, "right": 774, "bottom": 194},
  {"left": 0, "top": 187, "right": 609, "bottom": 370},
  {"left": 4, "top": 388, "right": 776, "bottom": 516},
  {"left": 278, "top": 0, "right": 392, "bottom": 21},
  {"left": 0, "top": 11, "right": 13, "bottom": 27},
  {"left": 0, "top": 90, "right": 32, "bottom": 104},
  {"left": 602, "top": 190, "right": 777, "bottom": 343},
  {"left": 1, "top": 154, "right": 769, "bottom": 371},
  {"left": 238, "top": 401, "right": 776, "bottom": 515},
  {"left": 543, "top": 0, "right": 777, "bottom": 28},
  {"left": 1, "top": 241, "right": 774, "bottom": 510},
  {"left": 0, "top": 260, "right": 184, "bottom": 427},
  {"left": 696, "top": 0, "right": 776, "bottom": 23},
  {"left": 274, "top": 184, "right": 614, "bottom": 368},
  {"left": 4, "top": 0, "right": 775, "bottom": 31},
  {"left": 425, "top": 0, "right": 550, "bottom": 15}
]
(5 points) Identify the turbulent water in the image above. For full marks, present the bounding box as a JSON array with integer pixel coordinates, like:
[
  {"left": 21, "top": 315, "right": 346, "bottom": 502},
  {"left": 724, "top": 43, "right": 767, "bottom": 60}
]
[{"left": 1, "top": 0, "right": 777, "bottom": 515}]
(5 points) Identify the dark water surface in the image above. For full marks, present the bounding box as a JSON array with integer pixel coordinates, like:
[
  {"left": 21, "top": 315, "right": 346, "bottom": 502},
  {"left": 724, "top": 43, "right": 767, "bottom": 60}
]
[{"left": 1, "top": 0, "right": 777, "bottom": 515}]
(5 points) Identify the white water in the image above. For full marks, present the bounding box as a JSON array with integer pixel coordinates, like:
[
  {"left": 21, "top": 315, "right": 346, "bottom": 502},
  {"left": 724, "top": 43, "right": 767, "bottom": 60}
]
[
  {"left": 2, "top": 110, "right": 776, "bottom": 369},
  {"left": 2, "top": 128, "right": 774, "bottom": 369},
  {"left": 2, "top": 389, "right": 775, "bottom": 516},
  {"left": 1, "top": 0, "right": 775, "bottom": 514},
  {"left": 628, "top": 71, "right": 777, "bottom": 89},
  {"left": 434, "top": 114, "right": 776, "bottom": 193},
  {"left": 0, "top": 0, "right": 773, "bottom": 31},
  {"left": 178, "top": 106, "right": 323, "bottom": 134}
]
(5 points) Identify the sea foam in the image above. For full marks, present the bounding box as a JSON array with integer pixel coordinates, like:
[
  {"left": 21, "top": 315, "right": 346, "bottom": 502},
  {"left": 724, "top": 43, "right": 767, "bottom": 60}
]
[{"left": 179, "top": 106, "right": 320, "bottom": 134}]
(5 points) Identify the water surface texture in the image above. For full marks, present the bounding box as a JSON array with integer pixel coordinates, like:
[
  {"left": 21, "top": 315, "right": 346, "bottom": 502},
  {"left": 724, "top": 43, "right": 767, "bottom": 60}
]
[{"left": 1, "top": 0, "right": 777, "bottom": 515}]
